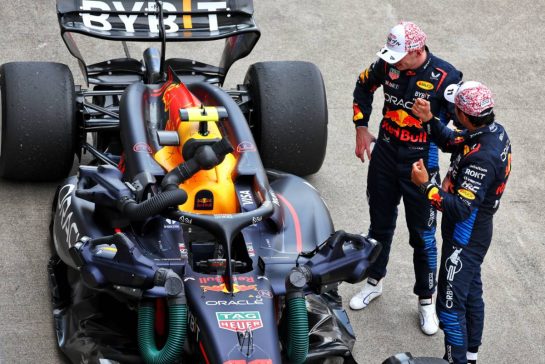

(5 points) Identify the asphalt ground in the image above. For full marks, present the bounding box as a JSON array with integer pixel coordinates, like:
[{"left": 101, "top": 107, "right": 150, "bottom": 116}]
[{"left": 1, "top": 1, "right": 544, "bottom": 363}]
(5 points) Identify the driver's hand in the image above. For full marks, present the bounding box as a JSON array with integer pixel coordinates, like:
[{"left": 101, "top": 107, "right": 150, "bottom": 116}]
[
  {"left": 411, "top": 158, "right": 429, "bottom": 186},
  {"left": 411, "top": 98, "right": 433, "bottom": 122},
  {"left": 355, "top": 127, "right": 376, "bottom": 163}
]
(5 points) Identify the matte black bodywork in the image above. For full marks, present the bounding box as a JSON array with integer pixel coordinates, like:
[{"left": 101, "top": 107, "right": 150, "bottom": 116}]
[
  {"left": 44, "top": 1, "right": 370, "bottom": 363},
  {"left": 49, "top": 73, "right": 357, "bottom": 361},
  {"left": 50, "top": 161, "right": 358, "bottom": 363}
]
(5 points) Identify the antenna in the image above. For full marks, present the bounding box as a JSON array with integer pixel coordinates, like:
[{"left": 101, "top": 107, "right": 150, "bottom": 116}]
[{"left": 155, "top": 0, "right": 167, "bottom": 80}]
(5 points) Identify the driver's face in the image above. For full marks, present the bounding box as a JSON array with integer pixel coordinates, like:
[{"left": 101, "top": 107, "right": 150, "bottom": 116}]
[
  {"left": 455, "top": 106, "right": 474, "bottom": 130},
  {"left": 394, "top": 51, "right": 420, "bottom": 71}
]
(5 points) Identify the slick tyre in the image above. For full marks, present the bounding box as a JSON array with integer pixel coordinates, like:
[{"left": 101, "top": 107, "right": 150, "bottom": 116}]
[
  {"left": 244, "top": 61, "right": 328, "bottom": 176},
  {"left": 0, "top": 62, "right": 76, "bottom": 181}
]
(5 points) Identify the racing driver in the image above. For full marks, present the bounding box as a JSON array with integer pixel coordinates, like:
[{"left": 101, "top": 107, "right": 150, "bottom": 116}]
[
  {"left": 411, "top": 81, "right": 511, "bottom": 364},
  {"left": 349, "top": 21, "right": 462, "bottom": 336}
]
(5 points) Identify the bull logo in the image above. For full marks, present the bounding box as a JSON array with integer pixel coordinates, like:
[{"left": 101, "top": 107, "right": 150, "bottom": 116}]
[{"left": 385, "top": 109, "right": 423, "bottom": 129}]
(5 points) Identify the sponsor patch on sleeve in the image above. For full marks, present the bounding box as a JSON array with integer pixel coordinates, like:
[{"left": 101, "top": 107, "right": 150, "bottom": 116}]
[
  {"left": 427, "top": 186, "right": 443, "bottom": 210},
  {"left": 353, "top": 103, "right": 364, "bottom": 121},
  {"left": 457, "top": 188, "right": 476, "bottom": 200},
  {"left": 359, "top": 68, "right": 370, "bottom": 82}
]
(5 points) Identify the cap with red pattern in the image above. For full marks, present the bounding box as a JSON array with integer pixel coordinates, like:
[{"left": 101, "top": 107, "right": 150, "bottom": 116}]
[
  {"left": 444, "top": 81, "right": 495, "bottom": 117},
  {"left": 377, "top": 21, "right": 427, "bottom": 64}
]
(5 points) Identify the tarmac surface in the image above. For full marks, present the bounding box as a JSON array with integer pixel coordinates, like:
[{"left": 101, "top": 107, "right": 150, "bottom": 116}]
[{"left": 1, "top": 1, "right": 544, "bottom": 363}]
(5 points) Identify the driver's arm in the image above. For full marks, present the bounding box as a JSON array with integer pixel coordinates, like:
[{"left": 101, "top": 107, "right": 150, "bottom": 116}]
[
  {"left": 423, "top": 155, "right": 496, "bottom": 223},
  {"left": 424, "top": 116, "right": 468, "bottom": 153},
  {"left": 352, "top": 58, "right": 385, "bottom": 127}
]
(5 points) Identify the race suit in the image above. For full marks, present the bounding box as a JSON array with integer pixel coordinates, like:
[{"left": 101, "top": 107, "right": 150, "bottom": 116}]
[
  {"left": 353, "top": 48, "right": 462, "bottom": 297},
  {"left": 421, "top": 117, "right": 511, "bottom": 364}
]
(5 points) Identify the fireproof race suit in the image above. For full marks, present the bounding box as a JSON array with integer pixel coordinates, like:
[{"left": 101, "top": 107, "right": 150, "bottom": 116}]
[
  {"left": 353, "top": 48, "right": 462, "bottom": 297},
  {"left": 420, "top": 117, "right": 511, "bottom": 364}
]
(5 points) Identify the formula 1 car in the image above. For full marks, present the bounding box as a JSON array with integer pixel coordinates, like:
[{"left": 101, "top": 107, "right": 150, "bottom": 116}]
[{"left": 0, "top": 1, "right": 447, "bottom": 363}]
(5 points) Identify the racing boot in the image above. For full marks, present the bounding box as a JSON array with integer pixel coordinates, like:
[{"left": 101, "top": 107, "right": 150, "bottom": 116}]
[
  {"left": 418, "top": 297, "right": 439, "bottom": 335},
  {"left": 349, "top": 278, "right": 382, "bottom": 310},
  {"left": 467, "top": 349, "right": 478, "bottom": 364}
]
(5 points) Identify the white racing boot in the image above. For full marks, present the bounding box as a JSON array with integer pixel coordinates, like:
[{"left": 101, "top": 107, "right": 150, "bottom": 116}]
[
  {"left": 418, "top": 297, "right": 439, "bottom": 335},
  {"left": 349, "top": 278, "right": 382, "bottom": 310}
]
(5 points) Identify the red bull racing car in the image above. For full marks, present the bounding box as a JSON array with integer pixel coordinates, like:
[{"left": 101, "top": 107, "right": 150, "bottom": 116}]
[{"left": 0, "top": 1, "right": 448, "bottom": 363}]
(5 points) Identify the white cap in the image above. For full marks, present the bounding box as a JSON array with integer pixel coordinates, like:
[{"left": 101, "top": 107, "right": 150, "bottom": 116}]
[
  {"left": 444, "top": 81, "right": 495, "bottom": 117},
  {"left": 377, "top": 21, "right": 427, "bottom": 64}
]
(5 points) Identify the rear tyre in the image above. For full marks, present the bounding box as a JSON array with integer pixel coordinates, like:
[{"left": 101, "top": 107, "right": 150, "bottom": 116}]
[
  {"left": 0, "top": 62, "right": 76, "bottom": 181},
  {"left": 244, "top": 61, "right": 328, "bottom": 176}
]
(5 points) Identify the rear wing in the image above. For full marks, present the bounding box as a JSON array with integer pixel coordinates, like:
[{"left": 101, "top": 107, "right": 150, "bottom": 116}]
[{"left": 56, "top": 0, "right": 260, "bottom": 83}]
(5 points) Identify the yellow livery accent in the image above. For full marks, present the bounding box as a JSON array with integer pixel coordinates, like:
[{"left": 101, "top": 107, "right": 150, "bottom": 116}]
[
  {"left": 427, "top": 186, "right": 440, "bottom": 200},
  {"left": 359, "top": 69, "right": 369, "bottom": 82},
  {"left": 177, "top": 120, "right": 223, "bottom": 146},
  {"left": 182, "top": 0, "right": 193, "bottom": 29},
  {"left": 154, "top": 117, "right": 239, "bottom": 215},
  {"left": 101, "top": 246, "right": 117, "bottom": 253},
  {"left": 181, "top": 107, "right": 222, "bottom": 122},
  {"left": 154, "top": 146, "right": 183, "bottom": 172},
  {"left": 353, "top": 112, "right": 363, "bottom": 121},
  {"left": 178, "top": 153, "right": 238, "bottom": 214}
]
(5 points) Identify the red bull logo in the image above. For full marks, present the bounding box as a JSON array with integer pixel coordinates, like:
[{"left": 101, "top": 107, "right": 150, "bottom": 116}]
[
  {"left": 202, "top": 283, "right": 228, "bottom": 293},
  {"left": 381, "top": 122, "right": 427, "bottom": 143},
  {"left": 194, "top": 190, "right": 214, "bottom": 210},
  {"left": 463, "top": 143, "right": 481, "bottom": 157},
  {"left": 453, "top": 136, "right": 465, "bottom": 145},
  {"left": 385, "top": 109, "right": 423, "bottom": 129},
  {"left": 200, "top": 276, "right": 257, "bottom": 293},
  {"left": 199, "top": 276, "right": 255, "bottom": 284},
  {"left": 428, "top": 187, "right": 443, "bottom": 210},
  {"left": 162, "top": 83, "right": 182, "bottom": 112},
  {"left": 201, "top": 283, "right": 257, "bottom": 293},
  {"left": 233, "top": 284, "right": 257, "bottom": 292},
  {"left": 196, "top": 197, "right": 213, "bottom": 209}
]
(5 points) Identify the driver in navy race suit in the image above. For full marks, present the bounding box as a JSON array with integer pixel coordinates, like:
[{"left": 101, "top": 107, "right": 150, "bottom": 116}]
[
  {"left": 411, "top": 81, "right": 511, "bottom": 364},
  {"left": 349, "top": 21, "right": 462, "bottom": 336}
]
